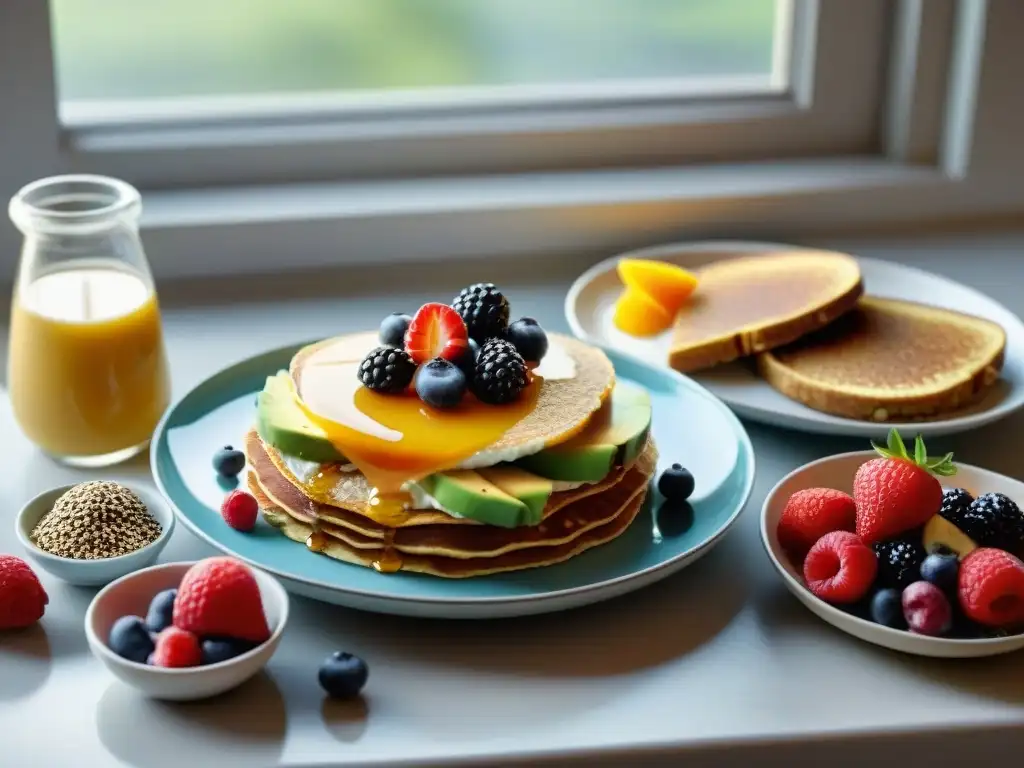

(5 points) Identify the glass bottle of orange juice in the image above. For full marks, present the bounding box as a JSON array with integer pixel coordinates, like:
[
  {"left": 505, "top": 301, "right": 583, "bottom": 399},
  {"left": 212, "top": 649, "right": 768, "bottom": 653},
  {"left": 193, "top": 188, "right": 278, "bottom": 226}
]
[{"left": 7, "top": 175, "right": 171, "bottom": 467}]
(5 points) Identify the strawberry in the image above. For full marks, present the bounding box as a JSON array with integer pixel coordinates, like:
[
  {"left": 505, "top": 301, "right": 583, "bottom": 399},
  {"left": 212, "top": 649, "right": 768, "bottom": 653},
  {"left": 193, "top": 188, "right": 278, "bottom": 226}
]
[
  {"left": 777, "top": 488, "right": 856, "bottom": 564},
  {"left": 173, "top": 557, "right": 271, "bottom": 644},
  {"left": 221, "top": 489, "right": 258, "bottom": 532},
  {"left": 803, "top": 531, "right": 877, "bottom": 604},
  {"left": 152, "top": 626, "right": 202, "bottom": 668},
  {"left": 958, "top": 547, "right": 1024, "bottom": 627},
  {"left": 852, "top": 429, "right": 955, "bottom": 544},
  {"left": 404, "top": 303, "right": 469, "bottom": 365},
  {"left": 0, "top": 554, "right": 48, "bottom": 630}
]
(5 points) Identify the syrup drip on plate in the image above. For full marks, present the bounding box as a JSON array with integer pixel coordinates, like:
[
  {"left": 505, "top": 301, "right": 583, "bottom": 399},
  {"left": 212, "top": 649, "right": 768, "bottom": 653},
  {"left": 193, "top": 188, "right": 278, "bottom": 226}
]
[{"left": 295, "top": 334, "right": 542, "bottom": 506}]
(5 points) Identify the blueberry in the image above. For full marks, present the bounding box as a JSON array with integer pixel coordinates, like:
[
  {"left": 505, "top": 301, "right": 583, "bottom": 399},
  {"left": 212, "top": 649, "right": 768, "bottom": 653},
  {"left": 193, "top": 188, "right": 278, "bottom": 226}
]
[
  {"left": 109, "top": 615, "right": 156, "bottom": 663},
  {"left": 920, "top": 553, "right": 959, "bottom": 592},
  {"left": 318, "top": 651, "right": 369, "bottom": 699},
  {"left": 469, "top": 337, "right": 481, "bottom": 360},
  {"left": 145, "top": 588, "right": 177, "bottom": 633},
  {"left": 453, "top": 343, "right": 476, "bottom": 380},
  {"left": 869, "top": 588, "right": 905, "bottom": 629},
  {"left": 415, "top": 358, "right": 467, "bottom": 409},
  {"left": 379, "top": 313, "right": 412, "bottom": 348},
  {"left": 201, "top": 638, "right": 255, "bottom": 665},
  {"left": 213, "top": 445, "right": 245, "bottom": 477},
  {"left": 657, "top": 464, "right": 695, "bottom": 502},
  {"left": 505, "top": 317, "right": 548, "bottom": 364}
]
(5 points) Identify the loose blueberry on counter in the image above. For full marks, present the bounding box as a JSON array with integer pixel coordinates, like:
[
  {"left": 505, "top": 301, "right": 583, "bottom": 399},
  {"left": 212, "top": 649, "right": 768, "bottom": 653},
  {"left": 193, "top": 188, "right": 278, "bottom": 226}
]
[
  {"left": 869, "top": 588, "right": 905, "bottom": 629},
  {"left": 379, "top": 312, "right": 412, "bottom": 348},
  {"left": 657, "top": 464, "right": 695, "bottom": 502},
  {"left": 415, "top": 358, "right": 467, "bottom": 408},
  {"left": 505, "top": 317, "right": 549, "bottom": 364},
  {"left": 201, "top": 637, "right": 255, "bottom": 665},
  {"left": 213, "top": 445, "right": 246, "bottom": 477},
  {"left": 109, "top": 615, "right": 156, "bottom": 663},
  {"left": 145, "top": 588, "right": 177, "bottom": 633},
  {"left": 319, "top": 651, "right": 369, "bottom": 699},
  {"left": 919, "top": 552, "right": 959, "bottom": 592}
]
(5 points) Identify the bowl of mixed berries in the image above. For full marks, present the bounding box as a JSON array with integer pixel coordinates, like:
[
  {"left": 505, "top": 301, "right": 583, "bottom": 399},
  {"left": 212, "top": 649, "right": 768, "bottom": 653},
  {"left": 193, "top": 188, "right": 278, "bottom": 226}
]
[{"left": 761, "top": 429, "right": 1024, "bottom": 658}]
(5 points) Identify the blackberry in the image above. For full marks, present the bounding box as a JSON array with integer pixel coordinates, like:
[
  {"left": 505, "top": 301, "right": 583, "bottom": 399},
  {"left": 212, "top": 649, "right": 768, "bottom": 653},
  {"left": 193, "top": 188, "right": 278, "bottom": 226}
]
[
  {"left": 968, "top": 492, "right": 1024, "bottom": 552},
  {"left": 873, "top": 538, "right": 926, "bottom": 590},
  {"left": 357, "top": 346, "right": 417, "bottom": 394},
  {"left": 452, "top": 283, "right": 510, "bottom": 344},
  {"left": 471, "top": 338, "right": 527, "bottom": 404},
  {"left": 938, "top": 486, "right": 990, "bottom": 544}
]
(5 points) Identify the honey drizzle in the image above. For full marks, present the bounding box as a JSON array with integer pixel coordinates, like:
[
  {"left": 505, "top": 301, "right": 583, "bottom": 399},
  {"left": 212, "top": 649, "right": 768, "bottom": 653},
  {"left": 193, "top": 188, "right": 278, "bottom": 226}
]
[
  {"left": 294, "top": 335, "right": 543, "bottom": 510},
  {"left": 372, "top": 529, "right": 403, "bottom": 574}
]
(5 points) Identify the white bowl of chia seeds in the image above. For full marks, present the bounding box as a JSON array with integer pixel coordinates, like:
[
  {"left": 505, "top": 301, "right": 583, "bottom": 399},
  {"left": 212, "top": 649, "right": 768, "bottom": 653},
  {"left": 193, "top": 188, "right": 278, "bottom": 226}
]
[{"left": 16, "top": 481, "right": 175, "bottom": 586}]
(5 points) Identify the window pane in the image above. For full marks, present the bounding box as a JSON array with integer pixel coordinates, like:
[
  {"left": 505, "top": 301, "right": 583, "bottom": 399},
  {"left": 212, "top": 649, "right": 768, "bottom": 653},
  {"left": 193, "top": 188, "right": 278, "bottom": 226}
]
[{"left": 51, "top": 0, "right": 780, "bottom": 105}]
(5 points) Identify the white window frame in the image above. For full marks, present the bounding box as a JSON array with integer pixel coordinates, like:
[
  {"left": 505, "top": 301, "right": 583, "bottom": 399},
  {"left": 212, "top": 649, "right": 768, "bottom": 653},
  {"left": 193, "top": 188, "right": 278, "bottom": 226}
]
[{"left": 1, "top": 0, "right": 1021, "bottom": 280}]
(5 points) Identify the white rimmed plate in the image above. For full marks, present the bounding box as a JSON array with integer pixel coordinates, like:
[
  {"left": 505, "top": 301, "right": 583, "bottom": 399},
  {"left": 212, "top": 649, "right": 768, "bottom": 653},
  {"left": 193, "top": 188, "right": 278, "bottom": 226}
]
[
  {"left": 566, "top": 240, "right": 1024, "bottom": 438},
  {"left": 761, "top": 450, "right": 1024, "bottom": 658}
]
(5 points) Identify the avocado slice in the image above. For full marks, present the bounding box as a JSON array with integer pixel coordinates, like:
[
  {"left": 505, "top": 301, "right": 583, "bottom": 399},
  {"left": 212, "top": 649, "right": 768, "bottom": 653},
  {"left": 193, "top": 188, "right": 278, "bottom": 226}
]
[
  {"left": 477, "top": 466, "right": 552, "bottom": 525},
  {"left": 256, "top": 372, "right": 347, "bottom": 463},
  {"left": 415, "top": 470, "right": 530, "bottom": 528},
  {"left": 516, "top": 381, "right": 651, "bottom": 483}
]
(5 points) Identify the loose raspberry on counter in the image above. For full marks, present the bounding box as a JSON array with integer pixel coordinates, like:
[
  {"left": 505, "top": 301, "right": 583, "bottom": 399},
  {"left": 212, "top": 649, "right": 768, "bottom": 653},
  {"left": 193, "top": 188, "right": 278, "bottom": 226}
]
[{"left": 0, "top": 554, "right": 48, "bottom": 630}]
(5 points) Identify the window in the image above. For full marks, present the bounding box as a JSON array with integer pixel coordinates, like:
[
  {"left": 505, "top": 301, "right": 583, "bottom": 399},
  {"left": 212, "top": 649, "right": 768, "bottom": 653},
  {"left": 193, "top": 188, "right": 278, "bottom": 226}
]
[
  {"left": 0, "top": 1, "right": 1021, "bottom": 280},
  {"left": 53, "top": 0, "right": 781, "bottom": 106}
]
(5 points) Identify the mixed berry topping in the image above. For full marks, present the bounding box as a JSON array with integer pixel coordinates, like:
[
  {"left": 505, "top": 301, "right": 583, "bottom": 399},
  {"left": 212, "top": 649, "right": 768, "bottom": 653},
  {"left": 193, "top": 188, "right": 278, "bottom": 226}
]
[
  {"left": 357, "top": 346, "right": 417, "bottom": 394},
  {"left": 471, "top": 338, "right": 528, "bottom": 405},
  {"left": 451, "top": 282, "right": 510, "bottom": 344},
  {"left": 361, "top": 284, "right": 548, "bottom": 409},
  {"left": 505, "top": 317, "right": 548, "bottom": 364},
  {"left": 379, "top": 312, "right": 412, "bottom": 348},
  {"left": 415, "top": 358, "right": 467, "bottom": 409}
]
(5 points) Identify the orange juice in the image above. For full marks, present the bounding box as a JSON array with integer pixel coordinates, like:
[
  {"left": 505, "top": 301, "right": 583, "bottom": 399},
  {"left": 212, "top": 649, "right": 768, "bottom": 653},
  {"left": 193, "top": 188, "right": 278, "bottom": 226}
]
[{"left": 8, "top": 267, "right": 171, "bottom": 461}]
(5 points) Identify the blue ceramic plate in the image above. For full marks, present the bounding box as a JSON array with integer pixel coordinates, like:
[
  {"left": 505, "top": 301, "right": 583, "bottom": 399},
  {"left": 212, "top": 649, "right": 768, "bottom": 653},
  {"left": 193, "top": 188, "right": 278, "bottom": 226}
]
[{"left": 152, "top": 342, "right": 755, "bottom": 619}]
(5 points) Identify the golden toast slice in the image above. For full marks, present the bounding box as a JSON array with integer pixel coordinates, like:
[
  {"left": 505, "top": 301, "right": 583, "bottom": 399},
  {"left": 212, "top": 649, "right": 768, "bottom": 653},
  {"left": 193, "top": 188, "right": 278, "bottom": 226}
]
[
  {"left": 757, "top": 296, "right": 1006, "bottom": 421},
  {"left": 668, "top": 251, "right": 863, "bottom": 372}
]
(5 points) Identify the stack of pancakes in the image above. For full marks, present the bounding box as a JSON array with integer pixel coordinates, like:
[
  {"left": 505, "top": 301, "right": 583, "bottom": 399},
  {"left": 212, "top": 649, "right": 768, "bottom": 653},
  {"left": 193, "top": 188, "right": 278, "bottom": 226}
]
[{"left": 244, "top": 333, "right": 657, "bottom": 578}]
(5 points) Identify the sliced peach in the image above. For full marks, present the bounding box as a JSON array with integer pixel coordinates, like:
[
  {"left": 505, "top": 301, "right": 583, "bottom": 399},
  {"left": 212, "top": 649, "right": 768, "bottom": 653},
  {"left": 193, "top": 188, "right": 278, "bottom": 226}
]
[
  {"left": 616, "top": 258, "right": 698, "bottom": 315},
  {"left": 613, "top": 287, "right": 674, "bottom": 337}
]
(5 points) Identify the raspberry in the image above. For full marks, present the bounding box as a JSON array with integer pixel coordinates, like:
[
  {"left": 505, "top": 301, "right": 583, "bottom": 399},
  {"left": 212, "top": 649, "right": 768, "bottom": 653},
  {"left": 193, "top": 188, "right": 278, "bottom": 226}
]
[
  {"left": 173, "top": 557, "right": 270, "bottom": 643},
  {"left": 777, "top": 488, "right": 856, "bottom": 563},
  {"left": 221, "top": 490, "right": 259, "bottom": 532},
  {"left": 0, "top": 554, "right": 48, "bottom": 629},
  {"left": 152, "top": 626, "right": 202, "bottom": 668},
  {"left": 902, "top": 581, "right": 952, "bottom": 636},
  {"left": 803, "top": 531, "right": 878, "bottom": 605},
  {"left": 958, "top": 547, "right": 1024, "bottom": 628}
]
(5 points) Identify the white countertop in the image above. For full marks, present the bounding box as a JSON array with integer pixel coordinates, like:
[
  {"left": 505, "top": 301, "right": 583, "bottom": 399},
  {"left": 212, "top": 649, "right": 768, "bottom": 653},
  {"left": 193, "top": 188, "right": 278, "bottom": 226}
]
[{"left": 3, "top": 230, "right": 1024, "bottom": 768}]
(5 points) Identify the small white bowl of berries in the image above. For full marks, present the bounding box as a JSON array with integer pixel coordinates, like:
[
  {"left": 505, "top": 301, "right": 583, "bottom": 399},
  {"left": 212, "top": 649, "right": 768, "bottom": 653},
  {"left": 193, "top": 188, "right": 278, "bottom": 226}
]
[
  {"left": 85, "top": 557, "right": 289, "bottom": 700},
  {"left": 761, "top": 429, "right": 1024, "bottom": 658}
]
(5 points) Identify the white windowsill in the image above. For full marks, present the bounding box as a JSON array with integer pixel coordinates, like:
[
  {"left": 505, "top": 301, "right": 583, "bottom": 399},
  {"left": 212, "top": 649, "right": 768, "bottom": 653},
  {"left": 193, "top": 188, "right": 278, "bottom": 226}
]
[{"left": 126, "top": 156, "right": 975, "bottom": 281}]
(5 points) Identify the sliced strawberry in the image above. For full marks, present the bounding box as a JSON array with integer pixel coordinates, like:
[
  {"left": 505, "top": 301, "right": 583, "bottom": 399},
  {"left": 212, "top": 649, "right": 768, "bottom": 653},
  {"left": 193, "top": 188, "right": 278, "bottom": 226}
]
[{"left": 405, "top": 303, "right": 469, "bottom": 365}]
